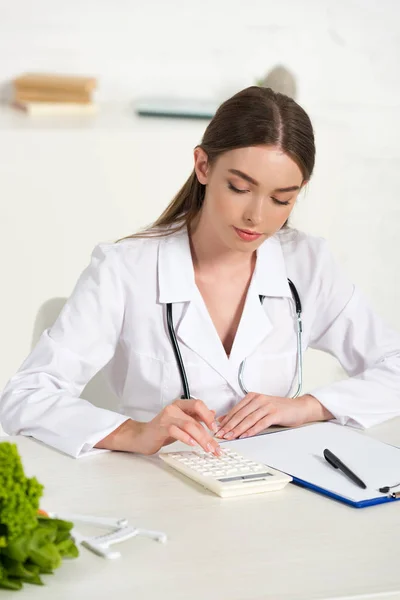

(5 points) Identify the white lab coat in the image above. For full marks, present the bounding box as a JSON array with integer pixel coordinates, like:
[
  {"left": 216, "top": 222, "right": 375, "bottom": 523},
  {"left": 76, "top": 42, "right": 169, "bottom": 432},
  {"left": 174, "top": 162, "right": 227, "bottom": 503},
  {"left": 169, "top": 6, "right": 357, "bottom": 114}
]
[{"left": 2, "top": 227, "right": 400, "bottom": 458}]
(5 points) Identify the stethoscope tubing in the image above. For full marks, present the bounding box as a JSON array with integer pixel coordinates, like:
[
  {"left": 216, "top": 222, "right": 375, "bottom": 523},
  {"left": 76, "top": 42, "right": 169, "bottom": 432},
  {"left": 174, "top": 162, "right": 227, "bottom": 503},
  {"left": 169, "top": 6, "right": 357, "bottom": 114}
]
[{"left": 166, "top": 278, "right": 303, "bottom": 400}]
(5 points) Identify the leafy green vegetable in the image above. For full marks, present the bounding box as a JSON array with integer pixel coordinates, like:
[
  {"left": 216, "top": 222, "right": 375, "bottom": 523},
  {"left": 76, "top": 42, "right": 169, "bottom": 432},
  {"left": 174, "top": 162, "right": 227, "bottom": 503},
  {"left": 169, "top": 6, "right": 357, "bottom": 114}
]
[
  {"left": 0, "top": 442, "right": 43, "bottom": 546},
  {"left": 0, "top": 442, "right": 79, "bottom": 591},
  {"left": 1, "top": 556, "right": 38, "bottom": 583}
]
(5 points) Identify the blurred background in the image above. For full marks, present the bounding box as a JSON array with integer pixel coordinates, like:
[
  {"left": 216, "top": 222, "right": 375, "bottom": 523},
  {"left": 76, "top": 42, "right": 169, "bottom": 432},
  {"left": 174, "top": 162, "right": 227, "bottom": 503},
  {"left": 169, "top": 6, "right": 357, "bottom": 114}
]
[{"left": 0, "top": 0, "right": 399, "bottom": 432}]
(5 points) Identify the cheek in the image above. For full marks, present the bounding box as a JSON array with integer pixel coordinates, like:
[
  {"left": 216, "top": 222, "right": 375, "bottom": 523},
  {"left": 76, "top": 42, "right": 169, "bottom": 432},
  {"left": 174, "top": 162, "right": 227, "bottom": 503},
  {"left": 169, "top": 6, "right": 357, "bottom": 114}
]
[
  {"left": 283, "top": 204, "right": 295, "bottom": 222},
  {"left": 209, "top": 189, "right": 239, "bottom": 220},
  {"left": 267, "top": 204, "right": 293, "bottom": 225}
]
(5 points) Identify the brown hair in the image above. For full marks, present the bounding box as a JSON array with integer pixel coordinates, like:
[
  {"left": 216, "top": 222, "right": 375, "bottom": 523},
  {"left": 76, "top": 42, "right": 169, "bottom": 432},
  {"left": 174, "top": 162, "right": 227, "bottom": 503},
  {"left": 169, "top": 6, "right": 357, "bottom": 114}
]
[{"left": 121, "top": 85, "right": 315, "bottom": 240}]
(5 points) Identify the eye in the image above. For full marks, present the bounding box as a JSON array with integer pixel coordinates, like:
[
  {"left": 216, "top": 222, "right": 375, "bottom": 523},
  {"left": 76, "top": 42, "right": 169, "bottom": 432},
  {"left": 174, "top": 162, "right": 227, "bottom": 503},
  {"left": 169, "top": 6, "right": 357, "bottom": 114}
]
[
  {"left": 228, "top": 182, "right": 249, "bottom": 194},
  {"left": 272, "top": 197, "right": 291, "bottom": 206}
]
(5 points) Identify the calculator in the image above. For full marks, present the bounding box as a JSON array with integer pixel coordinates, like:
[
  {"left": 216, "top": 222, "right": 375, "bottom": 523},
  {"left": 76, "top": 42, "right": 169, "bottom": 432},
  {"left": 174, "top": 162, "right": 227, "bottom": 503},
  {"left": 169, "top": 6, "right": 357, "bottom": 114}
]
[{"left": 159, "top": 448, "right": 292, "bottom": 497}]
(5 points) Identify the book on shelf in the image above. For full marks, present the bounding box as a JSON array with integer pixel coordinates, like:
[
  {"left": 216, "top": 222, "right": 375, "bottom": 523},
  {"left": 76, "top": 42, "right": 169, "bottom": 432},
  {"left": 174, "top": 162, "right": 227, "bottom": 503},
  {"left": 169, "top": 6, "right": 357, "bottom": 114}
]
[
  {"left": 11, "top": 72, "right": 98, "bottom": 116},
  {"left": 14, "top": 89, "right": 92, "bottom": 104},
  {"left": 12, "top": 102, "right": 98, "bottom": 116},
  {"left": 13, "top": 73, "right": 97, "bottom": 94}
]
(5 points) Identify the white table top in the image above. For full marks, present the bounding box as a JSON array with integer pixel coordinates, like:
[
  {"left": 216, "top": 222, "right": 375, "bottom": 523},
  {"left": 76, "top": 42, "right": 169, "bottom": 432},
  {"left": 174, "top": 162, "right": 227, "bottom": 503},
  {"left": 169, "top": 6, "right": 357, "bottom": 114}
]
[{"left": 3, "top": 420, "right": 400, "bottom": 600}]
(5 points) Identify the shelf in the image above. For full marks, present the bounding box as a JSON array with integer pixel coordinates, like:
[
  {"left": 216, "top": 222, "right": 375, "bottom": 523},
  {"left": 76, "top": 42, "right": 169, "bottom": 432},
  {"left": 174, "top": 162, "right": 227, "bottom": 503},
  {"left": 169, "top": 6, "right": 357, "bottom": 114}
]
[{"left": 0, "top": 102, "right": 211, "bottom": 133}]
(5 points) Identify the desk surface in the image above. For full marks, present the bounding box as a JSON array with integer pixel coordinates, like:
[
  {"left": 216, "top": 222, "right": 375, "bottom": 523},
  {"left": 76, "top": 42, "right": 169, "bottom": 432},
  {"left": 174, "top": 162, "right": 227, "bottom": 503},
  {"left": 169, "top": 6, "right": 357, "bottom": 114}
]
[{"left": 3, "top": 421, "right": 400, "bottom": 600}]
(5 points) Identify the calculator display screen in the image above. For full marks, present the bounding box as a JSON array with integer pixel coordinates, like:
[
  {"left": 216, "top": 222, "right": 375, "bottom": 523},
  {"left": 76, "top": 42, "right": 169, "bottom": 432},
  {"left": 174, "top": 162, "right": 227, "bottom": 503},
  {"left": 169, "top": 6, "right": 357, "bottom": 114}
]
[{"left": 218, "top": 472, "right": 273, "bottom": 483}]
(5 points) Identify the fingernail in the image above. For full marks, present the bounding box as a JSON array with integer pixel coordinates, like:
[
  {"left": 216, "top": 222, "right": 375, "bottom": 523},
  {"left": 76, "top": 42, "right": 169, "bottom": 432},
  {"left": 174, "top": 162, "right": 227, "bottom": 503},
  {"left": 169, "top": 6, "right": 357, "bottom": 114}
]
[
  {"left": 215, "top": 429, "right": 225, "bottom": 438},
  {"left": 215, "top": 446, "right": 222, "bottom": 456},
  {"left": 239, "top": 434, "right": 248, "bottom": 439},
  {"left": 189, "top": 438, "right": 197, "bottom": 445},
  {"left": 206, "top": 443, "right": 214, "bottom": 453},
  {"left": 224, "top": 432, "right": 233, "bottom": 439},
  {"left": 211, "top": 421, "right": 219, "bottom": 433}
]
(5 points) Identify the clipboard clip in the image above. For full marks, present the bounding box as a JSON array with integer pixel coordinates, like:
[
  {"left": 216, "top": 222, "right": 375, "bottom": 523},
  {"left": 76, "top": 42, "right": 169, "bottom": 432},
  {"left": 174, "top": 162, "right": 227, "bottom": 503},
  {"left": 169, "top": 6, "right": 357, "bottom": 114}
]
[{"left": 378, "top": 482, "right": 400, "bottom": 497}]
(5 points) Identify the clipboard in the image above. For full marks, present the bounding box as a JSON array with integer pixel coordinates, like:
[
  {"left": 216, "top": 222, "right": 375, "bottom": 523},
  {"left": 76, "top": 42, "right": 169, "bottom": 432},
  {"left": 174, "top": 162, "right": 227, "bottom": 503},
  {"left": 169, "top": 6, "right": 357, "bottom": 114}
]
[
  {"left": 290, "top": 476, "right": 399, "bottom": 508},
  {"left": 221, "top": 422, "right": 400, "bottom": 508}
]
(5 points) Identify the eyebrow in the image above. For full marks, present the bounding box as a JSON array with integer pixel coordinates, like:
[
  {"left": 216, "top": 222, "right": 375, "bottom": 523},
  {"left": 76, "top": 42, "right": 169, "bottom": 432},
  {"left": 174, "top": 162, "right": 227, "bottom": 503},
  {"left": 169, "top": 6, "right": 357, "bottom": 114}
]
[{"left": 228, "top": 169, "right": 300, "bottom": 193}]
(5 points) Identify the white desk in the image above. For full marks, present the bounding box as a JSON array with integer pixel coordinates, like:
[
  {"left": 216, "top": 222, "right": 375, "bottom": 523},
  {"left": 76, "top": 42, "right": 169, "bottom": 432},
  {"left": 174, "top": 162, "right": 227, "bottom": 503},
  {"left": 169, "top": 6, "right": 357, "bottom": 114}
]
[{"left": 3, "top": 420, "right": 400, "bottom": 600}]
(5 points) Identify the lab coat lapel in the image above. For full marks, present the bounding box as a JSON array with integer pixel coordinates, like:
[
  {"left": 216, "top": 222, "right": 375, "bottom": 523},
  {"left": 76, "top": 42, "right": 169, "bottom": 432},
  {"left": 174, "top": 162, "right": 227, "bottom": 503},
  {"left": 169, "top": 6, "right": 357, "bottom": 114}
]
[
  {"left": 158, "top": 229, "right": 293, "bottom": 390},
  {"left": 229, "top": 235, "right": 293, "bottom": 377},
  {"left": 158, "top": 228, "right": 231, "bottom": 383},
  {"left": 228, "top": 282, "right": 273, "bottom": 374},
  {"left": 177, "top": 291, "right": 231, "bottom": 381}
]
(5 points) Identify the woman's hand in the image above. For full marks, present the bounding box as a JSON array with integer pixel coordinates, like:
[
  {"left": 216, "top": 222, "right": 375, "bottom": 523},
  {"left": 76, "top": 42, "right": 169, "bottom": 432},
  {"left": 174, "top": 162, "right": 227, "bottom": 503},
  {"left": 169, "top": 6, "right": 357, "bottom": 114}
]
[
  {"left": 215, "top": 393, "right": 333, "bottom": 440},
  {"left": 97, "top": 399, "right": 222, "bottom": 456}
]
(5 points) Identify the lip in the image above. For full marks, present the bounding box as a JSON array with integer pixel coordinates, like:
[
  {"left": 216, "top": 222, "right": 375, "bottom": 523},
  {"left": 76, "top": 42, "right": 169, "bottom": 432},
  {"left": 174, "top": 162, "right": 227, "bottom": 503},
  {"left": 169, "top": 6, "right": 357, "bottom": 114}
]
[{"left": 233, "top": 227, "right": 263, "bottom": 242}]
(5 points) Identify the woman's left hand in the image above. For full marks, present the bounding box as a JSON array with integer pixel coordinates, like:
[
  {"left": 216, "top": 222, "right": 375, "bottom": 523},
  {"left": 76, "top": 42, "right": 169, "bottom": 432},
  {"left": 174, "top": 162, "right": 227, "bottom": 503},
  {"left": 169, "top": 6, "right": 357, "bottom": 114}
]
[{"left": 215, "top": 393, "right": 332, "bottom": 440}]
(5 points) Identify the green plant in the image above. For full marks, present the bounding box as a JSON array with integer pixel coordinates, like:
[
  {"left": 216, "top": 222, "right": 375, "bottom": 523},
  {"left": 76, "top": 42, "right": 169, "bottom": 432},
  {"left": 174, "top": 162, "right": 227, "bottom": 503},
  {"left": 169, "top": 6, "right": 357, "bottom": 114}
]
[{"left": 0, "top": 442, "right": 78, "bottom": 590}]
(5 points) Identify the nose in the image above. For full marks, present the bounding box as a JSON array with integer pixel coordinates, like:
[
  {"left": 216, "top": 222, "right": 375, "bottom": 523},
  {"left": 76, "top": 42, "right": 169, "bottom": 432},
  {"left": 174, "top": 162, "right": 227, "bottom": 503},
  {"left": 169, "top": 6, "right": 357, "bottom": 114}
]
[{"left": 243, "top": 195, "right": 263, "bottom": 226}]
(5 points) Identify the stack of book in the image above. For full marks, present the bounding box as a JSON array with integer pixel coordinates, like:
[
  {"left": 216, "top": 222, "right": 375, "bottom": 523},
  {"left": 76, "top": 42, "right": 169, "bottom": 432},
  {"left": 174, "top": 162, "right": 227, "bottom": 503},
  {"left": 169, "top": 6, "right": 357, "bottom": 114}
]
[{"left": 12, "top": 73, "right": 98, "bottom": 115}]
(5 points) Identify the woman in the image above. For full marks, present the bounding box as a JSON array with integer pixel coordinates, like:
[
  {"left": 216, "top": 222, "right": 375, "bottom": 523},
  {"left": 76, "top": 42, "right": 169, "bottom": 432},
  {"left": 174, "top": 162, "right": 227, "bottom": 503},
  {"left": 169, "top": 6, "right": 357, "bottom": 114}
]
[{"left": 1, "top": 86, "right": 400, "bottom": 459}]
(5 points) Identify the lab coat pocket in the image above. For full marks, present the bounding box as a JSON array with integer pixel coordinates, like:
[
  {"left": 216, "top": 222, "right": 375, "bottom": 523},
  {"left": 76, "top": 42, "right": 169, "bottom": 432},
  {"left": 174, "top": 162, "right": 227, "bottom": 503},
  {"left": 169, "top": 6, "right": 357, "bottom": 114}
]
[{"left": 244, "top": 350, "right": 298, "bottom": 398}]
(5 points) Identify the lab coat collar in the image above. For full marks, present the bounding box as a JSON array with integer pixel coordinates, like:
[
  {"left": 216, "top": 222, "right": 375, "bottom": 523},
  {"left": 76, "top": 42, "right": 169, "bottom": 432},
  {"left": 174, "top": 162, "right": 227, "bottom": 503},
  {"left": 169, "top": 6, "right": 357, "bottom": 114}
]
[
  {"left": 158, "top": 227, "right": 292, "bottom": 304},
  {"left": 253, "top": 234, "right": 292, "bottom": 299},
  {"left": 227, "top": 235, "right": 292, "bottom": 380},
  {"left": 158, "top": 228, "right": 196, "bottom": 304},
  {"left": 157, "top": 227, "right": 292, "bottom": 395},
  {"left": 158, "top": 228, "right": 233, "bottom": 386}
]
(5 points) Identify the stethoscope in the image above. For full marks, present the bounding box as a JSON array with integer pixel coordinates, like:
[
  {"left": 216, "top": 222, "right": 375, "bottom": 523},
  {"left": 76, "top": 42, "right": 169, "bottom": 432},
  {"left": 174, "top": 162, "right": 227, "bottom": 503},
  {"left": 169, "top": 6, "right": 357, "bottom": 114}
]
[{"left": 166, "top": 278, "right": 303, "bottom": 400}]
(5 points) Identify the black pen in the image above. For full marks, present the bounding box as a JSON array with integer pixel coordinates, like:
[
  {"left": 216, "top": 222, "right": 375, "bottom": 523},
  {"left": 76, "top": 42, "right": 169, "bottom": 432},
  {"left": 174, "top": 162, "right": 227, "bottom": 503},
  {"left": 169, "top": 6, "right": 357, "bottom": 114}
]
[{"left": 323, "top": 448, "right": 367, "bottom": 489}]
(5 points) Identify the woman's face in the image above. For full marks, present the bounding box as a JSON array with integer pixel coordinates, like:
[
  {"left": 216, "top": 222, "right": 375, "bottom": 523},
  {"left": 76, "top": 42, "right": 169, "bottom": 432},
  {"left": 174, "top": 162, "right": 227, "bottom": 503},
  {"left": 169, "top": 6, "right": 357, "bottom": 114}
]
[{"left": 193, "top": 145, "right": 305, "bottom": 252}]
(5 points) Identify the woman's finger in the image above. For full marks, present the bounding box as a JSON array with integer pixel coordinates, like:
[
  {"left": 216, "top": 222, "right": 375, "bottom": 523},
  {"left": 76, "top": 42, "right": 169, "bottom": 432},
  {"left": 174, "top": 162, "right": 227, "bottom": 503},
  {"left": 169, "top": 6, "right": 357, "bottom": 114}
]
[
  {"left": 167, "top": 424, "right": 199, "bottom": 448},
  {"left": 238, "top": 413, "right": 279, "bottom": 439},
  {"left": 176, "top": 399, "right": 219, "bottom": 433},
  {"left": 174, "top": 417, "right": 222, "bottom": 455},
  {"left": 222, "top": 406, "right": 273, "bottom": 440},
  {"left": 216, "top": 396, "right": 264, "bottom": 438},
  {"left": 217, "top": 393, "right": 256, "bottom": 429}
]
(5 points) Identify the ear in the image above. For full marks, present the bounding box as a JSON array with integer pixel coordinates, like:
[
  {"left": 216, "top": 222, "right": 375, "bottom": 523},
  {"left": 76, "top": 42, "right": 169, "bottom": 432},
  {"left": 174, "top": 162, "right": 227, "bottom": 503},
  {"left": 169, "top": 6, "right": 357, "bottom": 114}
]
[{"left": 193, "top": 147, "right": 210, "bottom": 185}]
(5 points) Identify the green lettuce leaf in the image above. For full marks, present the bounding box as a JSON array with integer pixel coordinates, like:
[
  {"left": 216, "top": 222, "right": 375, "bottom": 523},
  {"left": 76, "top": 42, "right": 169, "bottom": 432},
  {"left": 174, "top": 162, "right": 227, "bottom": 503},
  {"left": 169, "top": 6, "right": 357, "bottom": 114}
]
[
  {"left": 2, "top": 532, "right": 31, "bottom": 562},
  {"left": 56, "top": 538, "right": 79, "bottom": 558}
]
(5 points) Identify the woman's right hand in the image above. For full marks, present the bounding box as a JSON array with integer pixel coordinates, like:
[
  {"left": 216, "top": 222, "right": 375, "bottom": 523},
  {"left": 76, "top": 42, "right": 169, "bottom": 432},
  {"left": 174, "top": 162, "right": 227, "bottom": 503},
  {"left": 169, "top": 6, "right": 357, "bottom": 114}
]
[
  {"left": 97, "top": 399, "right": 222, "bottom": 456},
  {"left": 137, "top": 399, "right": 222, "bottom": 455}
]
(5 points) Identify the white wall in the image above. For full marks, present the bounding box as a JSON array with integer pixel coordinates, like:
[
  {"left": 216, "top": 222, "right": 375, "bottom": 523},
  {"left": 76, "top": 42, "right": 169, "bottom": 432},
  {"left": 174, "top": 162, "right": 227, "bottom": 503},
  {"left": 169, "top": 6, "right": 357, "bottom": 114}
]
[{"left": 1, "top": 0, "right": 400, "bottom": 427}]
